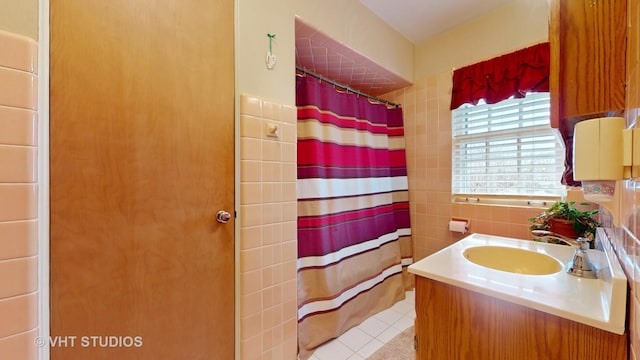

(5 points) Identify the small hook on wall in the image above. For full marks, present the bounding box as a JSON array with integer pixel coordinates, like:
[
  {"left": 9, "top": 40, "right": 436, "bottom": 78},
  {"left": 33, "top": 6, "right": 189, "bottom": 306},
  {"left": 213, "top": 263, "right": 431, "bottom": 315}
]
[
  {"left": 266, "top": 33, "right": 277, "bottom": 69},
  {"left": 267, "top": 33, "right": 276, "bottom": 53}
]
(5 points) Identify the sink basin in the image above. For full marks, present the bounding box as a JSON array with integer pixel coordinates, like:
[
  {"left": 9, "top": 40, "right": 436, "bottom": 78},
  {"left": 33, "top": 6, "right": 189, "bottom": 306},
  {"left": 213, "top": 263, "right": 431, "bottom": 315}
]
[{"left": 463, "top": 246, "right": 564, "bottom": 275}]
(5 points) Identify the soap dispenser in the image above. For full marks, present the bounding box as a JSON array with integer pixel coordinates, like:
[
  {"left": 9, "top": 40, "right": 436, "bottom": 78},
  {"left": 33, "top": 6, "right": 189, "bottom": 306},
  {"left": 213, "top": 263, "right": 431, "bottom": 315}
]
[{"left": 573, "top": 117, "right": 630, "bottom": 226}]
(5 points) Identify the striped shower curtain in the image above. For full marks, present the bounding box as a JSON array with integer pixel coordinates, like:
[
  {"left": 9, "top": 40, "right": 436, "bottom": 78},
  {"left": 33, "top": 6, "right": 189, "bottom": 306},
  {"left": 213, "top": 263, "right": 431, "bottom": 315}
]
[{"left": 296, "top": 75, "right": 413, "bottom": 357}]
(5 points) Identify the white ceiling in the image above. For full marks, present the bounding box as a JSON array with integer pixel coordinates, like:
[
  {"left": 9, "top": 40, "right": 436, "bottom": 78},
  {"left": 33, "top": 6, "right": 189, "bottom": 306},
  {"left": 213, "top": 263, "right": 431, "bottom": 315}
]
[{"left": 359, "top": 0, "right": 514, "bottom": 44}]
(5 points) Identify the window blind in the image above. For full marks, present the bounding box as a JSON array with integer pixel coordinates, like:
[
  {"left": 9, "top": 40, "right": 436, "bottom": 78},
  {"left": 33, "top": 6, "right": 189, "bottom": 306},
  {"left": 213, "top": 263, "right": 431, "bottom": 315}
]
[{"left": 452, "top": 92, "right": 565, "bottom": 197}]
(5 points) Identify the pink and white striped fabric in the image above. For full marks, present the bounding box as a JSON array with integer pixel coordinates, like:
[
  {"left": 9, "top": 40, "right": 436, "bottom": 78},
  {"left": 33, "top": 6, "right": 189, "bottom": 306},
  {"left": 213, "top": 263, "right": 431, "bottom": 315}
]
[{"left": 296, "top": 75, "right": 413, "bottom": 358}]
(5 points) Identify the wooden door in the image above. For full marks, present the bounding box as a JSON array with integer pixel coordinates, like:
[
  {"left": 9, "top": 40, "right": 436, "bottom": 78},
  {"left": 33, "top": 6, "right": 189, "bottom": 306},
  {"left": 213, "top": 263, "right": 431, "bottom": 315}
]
[{"left": 49, "top": 1, "right": 235, "bottom": 359}]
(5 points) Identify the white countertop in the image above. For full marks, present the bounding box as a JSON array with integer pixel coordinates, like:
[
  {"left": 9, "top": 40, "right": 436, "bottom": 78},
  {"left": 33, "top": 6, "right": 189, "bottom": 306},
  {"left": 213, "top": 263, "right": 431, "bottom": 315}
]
[{"left": 408, "top": 230, "right": 627, "bottom": 334}]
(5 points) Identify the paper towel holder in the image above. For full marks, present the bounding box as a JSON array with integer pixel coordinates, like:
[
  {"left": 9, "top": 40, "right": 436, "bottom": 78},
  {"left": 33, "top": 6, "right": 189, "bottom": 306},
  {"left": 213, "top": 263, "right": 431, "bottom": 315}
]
[{"left": 572, "top": 117, "right": 632, "bottom": 227}]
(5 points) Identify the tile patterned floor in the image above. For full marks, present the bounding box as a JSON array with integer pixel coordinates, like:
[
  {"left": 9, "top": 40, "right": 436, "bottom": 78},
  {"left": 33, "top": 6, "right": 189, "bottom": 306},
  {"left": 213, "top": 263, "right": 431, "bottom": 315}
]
[{"left": 309, "top": 290, "right": 415, "bottom": 360}]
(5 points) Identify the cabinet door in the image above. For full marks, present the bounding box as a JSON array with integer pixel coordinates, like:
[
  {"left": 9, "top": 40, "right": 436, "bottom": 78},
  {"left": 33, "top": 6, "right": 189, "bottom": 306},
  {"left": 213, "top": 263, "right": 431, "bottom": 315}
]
[{"left": 550, "top": 0, "right": 627, "bottom": 128}]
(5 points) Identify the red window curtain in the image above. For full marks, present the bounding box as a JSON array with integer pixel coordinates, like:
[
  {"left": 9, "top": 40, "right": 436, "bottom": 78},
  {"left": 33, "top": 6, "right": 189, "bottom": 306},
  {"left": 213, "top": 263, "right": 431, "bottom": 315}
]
[{"left": 450, "top": 42, "right": 550, "bottom": 110}]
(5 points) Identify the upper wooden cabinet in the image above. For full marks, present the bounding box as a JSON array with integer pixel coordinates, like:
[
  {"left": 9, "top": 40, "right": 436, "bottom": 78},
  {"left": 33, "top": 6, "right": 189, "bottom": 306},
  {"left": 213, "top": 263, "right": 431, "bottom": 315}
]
[{"left": 549, "top": 0, "right": 627, "bottom": 128}]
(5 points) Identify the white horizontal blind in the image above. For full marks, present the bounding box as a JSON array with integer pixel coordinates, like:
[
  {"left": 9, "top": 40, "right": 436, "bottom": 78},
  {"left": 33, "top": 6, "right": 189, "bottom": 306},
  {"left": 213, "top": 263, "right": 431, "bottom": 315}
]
[{"left": 452, "top": 92, "right": 565, "bottom": 197}]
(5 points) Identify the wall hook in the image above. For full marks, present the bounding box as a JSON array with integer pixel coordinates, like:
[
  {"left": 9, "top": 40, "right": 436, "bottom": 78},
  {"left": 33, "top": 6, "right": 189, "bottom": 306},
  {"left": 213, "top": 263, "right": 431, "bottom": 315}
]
[{"left": 266, "top": 33, "right": 277, "bottom": 69}]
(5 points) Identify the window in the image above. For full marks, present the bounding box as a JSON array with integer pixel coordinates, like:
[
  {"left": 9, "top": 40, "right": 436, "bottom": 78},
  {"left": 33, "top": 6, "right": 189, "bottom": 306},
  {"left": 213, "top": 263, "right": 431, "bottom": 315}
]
[{"left": 451, "top": 92, "right": 565, "bottom": 199}]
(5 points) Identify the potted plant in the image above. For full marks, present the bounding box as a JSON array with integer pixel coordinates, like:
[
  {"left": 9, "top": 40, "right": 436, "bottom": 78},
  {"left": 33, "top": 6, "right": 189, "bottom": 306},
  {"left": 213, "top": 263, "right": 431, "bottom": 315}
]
[{"left": 528, "top": 201, "right": 600, "bottom": 246}]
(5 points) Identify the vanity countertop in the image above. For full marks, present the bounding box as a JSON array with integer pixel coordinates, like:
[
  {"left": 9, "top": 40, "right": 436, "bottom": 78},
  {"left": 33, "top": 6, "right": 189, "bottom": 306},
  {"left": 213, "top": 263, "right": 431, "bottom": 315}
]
[{"left": 408, "top": 230, "right": 627, "bottom": 334}]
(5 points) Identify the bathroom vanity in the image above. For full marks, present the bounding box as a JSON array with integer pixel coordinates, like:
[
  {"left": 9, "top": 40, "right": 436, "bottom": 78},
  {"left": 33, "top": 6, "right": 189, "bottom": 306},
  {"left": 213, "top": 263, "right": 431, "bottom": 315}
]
[{"left": 409, "top": 232, "right": 628, "bottom": 360}]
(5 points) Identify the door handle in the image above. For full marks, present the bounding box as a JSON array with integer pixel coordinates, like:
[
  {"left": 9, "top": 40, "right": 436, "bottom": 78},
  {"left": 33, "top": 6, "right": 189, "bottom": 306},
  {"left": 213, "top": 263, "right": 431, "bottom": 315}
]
[{"left": 216, "top": 210, "right": 232, "bottom": 224}]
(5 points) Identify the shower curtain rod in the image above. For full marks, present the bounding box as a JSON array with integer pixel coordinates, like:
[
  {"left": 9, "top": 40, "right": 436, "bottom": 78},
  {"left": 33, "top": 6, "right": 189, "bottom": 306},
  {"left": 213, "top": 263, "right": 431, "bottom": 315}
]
[{"left": 295, "top": 66, "right": 401, "bottom": 108}]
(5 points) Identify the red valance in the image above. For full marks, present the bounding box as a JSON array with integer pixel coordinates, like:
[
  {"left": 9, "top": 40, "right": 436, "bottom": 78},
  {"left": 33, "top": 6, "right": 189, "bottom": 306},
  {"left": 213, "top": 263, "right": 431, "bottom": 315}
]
[{"left": 450, "top": 42, "right": 550, "bottom": 110}]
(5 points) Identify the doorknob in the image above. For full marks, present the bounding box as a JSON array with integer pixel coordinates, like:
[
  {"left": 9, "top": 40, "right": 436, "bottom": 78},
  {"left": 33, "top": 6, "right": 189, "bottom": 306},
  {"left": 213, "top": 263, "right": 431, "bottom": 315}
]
[{"left": 216, "top": 210, "right": 232, "bottom": 224}]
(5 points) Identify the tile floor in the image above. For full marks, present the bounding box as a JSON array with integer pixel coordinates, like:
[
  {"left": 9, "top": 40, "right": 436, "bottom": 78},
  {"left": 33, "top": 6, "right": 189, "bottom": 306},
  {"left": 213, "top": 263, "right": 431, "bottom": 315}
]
[{"left": 309, "top": 290, "right": 415, "bottom": 360}]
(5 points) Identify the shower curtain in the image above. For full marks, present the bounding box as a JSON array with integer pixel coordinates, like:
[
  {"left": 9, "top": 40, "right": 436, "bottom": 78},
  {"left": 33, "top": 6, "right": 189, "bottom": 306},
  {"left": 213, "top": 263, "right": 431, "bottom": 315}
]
[{"left": 296, "top": 75, "right": 413, "bottom": 357}]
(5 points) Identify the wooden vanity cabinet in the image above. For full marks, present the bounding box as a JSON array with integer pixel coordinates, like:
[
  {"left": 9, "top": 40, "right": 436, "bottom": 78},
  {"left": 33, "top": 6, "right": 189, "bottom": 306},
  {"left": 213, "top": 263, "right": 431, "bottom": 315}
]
[
  {"left": 414, "top": 276, "right": 627, "bottom": 360},
  {"left": 549, "top": 0, "right": 627, "bottom": 128}
]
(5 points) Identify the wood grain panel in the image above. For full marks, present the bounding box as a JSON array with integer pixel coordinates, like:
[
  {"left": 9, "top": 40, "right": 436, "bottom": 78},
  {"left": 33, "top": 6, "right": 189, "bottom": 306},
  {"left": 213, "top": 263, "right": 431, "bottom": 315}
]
[
  {"left": 627, "top": 0, "right": 640, "bottom": 111},
  {"left": 415, "top": 276, "right": 627, "bottom": 360},
  {"left": 550, "top": 0, "right": 627, "bottom": 127},
  {"left": 50, "top": 1, "right": 235, "bottom": 359}
]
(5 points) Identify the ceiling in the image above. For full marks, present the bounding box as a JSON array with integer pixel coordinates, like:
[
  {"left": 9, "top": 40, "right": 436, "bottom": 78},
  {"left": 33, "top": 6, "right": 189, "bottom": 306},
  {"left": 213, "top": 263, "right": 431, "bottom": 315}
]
[
  {"left": 295, "top": 0, "right": 513, "bottom": 97},
  {"left": 359, "top": 0, "right": 514, "bottom": 44}
]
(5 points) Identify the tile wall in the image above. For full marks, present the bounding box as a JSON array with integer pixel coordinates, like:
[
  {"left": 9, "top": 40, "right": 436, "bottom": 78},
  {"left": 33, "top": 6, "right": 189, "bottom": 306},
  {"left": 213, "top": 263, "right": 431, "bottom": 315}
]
[
  {"left": 383, "top": 72, "right": 546, "bottom": 261},
  {"left": 618, "top": 0, "right": 640, "bottom": 358},
  {"left": 0, "top": 29, "right": 39, "bottom": 360},
  {"left": 238, "top": 94, "right": 298, "bottom": 360}
]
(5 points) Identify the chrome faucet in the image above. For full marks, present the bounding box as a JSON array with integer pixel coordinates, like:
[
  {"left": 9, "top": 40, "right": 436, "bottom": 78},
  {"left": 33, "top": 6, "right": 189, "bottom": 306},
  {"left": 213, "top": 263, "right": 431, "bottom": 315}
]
[{"left": 531, "top": 230, "right": 598, "bottom": 279}]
